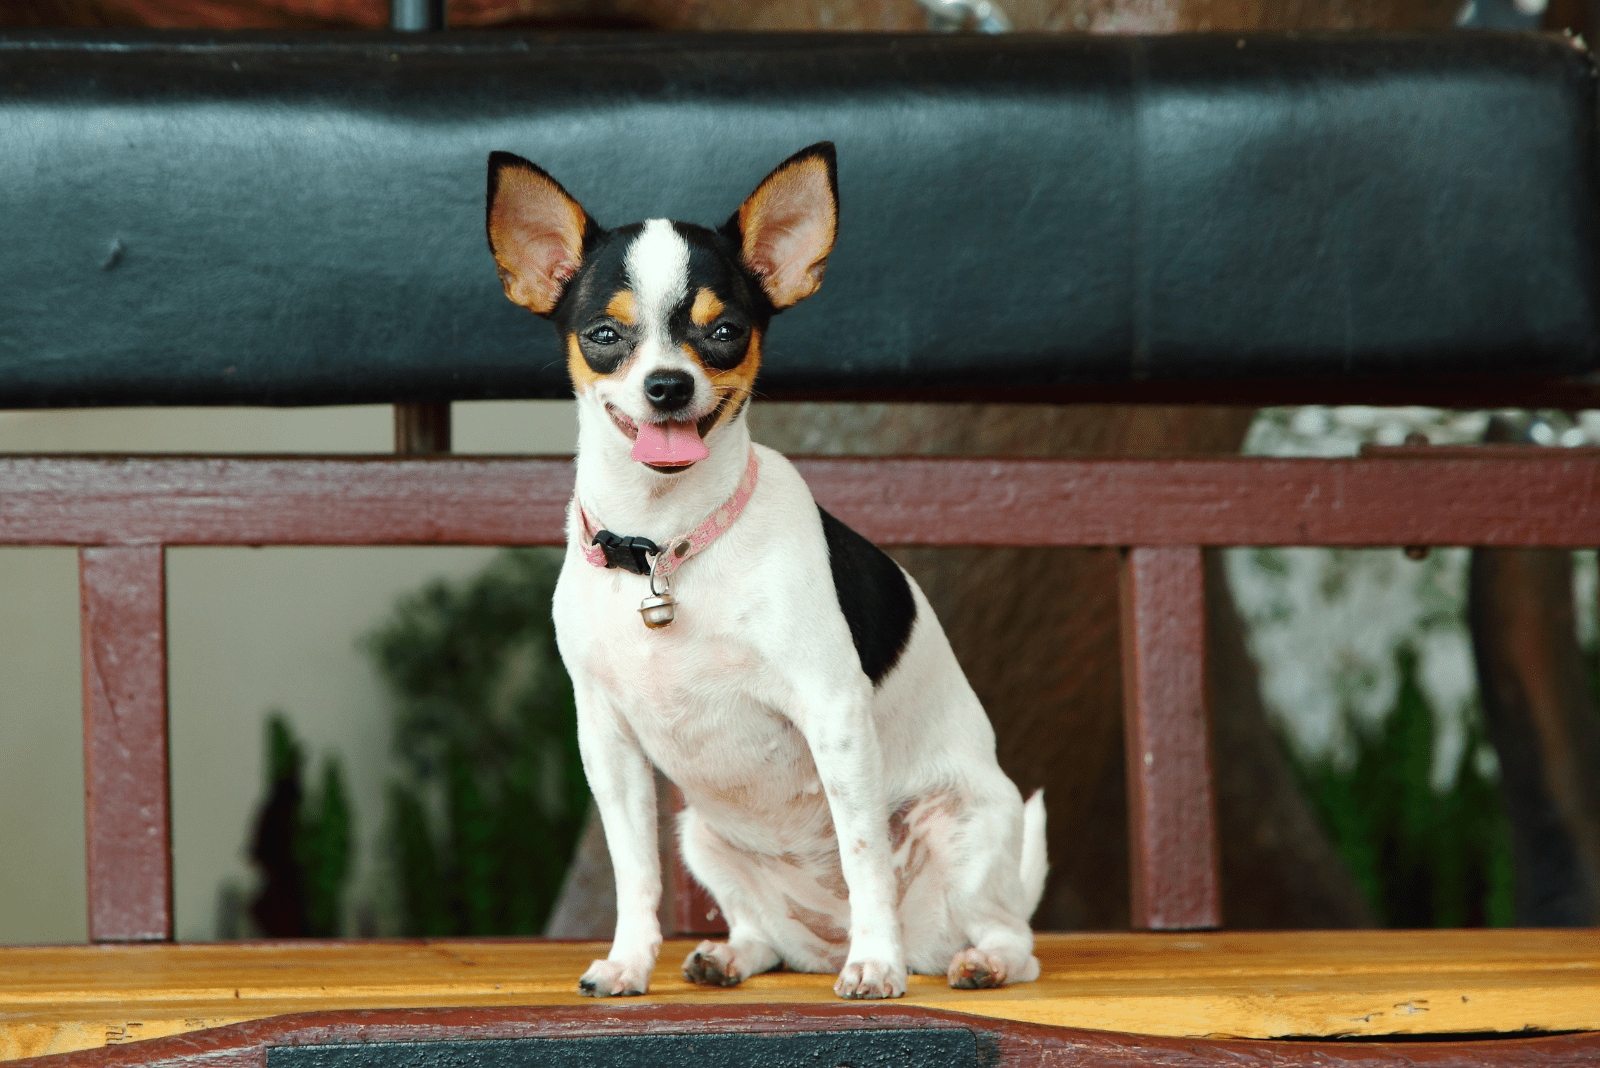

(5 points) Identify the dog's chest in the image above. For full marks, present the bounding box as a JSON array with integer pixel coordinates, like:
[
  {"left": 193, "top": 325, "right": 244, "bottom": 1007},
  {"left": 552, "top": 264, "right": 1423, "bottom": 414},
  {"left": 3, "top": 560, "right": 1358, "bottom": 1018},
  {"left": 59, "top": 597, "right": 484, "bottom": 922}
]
[{"left": 558, "top": 560, "right": 820, "bottom": 801}]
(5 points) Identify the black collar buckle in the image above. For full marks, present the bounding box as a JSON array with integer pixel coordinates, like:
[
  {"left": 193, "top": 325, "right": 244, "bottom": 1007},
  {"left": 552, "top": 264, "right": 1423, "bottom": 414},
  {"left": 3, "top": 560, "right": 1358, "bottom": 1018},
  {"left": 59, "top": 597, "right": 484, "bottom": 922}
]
[{"left": 593, "top": 530, "right": 660, "bottom": 575}]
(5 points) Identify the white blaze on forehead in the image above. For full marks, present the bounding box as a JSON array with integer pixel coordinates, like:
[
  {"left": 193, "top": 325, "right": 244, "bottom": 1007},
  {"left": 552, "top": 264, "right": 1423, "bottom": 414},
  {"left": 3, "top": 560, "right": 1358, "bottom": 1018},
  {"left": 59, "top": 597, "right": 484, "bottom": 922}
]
[{"left": 624, "top": 218, "right": 690, "bottom": 335}]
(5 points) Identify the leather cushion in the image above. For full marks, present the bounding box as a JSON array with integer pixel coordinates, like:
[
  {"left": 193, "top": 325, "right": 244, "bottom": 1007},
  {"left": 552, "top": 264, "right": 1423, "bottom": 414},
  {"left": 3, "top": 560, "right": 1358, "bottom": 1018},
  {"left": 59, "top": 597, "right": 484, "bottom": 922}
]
[{"left": 0, "top": 30, "right": 1594, "bottom": 406}]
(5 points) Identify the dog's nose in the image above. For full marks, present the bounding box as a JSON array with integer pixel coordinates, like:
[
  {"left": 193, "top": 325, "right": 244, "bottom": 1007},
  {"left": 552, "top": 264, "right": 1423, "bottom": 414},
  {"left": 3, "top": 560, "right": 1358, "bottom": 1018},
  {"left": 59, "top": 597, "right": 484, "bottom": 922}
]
[{"left": 643, "top": 370, "right": 695, "bottom": 413}]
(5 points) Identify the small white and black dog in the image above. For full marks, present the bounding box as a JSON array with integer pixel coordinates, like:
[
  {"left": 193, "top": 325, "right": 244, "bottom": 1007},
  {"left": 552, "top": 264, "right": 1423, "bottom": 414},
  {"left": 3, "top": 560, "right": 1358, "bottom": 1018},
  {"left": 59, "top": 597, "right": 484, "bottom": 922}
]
[{"left": 486, "top": 142, "right": 1046, "bottom": 1000}]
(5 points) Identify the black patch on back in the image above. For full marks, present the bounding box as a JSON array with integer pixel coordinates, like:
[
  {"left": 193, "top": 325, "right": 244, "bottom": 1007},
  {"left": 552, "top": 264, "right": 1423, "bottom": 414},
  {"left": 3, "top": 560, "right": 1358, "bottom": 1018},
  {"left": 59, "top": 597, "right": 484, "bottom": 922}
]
[{"left": 818, "top": 506, "right": 916, "bottom": 685}]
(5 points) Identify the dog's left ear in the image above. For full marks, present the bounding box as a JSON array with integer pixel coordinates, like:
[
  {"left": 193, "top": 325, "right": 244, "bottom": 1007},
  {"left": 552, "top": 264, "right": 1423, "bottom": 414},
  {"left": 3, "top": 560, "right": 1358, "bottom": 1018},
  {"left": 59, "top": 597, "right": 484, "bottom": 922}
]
[
  {"left": 726, "top": 142, "right": 838, "bottom": 310},
  {"left": 486, "top": 151, "right": 592, "bottom": 316}
]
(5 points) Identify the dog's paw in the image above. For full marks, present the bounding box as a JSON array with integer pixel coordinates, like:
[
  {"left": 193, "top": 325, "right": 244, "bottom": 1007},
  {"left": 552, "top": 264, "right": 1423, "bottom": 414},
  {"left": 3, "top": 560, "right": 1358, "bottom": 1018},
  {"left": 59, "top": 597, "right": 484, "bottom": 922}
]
[
  {"left": 947, "top": 947, "right": 1009, "bottom": 989},
  {"left": 833, "top": 959, "right": 907, "bottom": 1000},
  {"left": 577, "top": 958, "right": 650, "bottom": 997},
  {"left": 682, "top": 940, "right": 745, "bottom": 987}
]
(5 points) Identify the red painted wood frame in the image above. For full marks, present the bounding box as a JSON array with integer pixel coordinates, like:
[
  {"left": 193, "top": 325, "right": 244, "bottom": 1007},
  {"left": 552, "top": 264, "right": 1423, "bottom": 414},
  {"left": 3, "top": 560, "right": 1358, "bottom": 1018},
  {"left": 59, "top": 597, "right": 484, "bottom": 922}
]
[{"left": 5, "top": 447, "right": 1595, "bottom": 941}]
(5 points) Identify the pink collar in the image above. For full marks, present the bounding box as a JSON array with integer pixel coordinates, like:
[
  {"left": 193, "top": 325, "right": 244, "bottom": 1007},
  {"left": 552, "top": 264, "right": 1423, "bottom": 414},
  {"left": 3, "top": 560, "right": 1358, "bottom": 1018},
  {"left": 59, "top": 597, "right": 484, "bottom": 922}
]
[{"left": 576, "top": 448, "right": 760, "bottom": 585}]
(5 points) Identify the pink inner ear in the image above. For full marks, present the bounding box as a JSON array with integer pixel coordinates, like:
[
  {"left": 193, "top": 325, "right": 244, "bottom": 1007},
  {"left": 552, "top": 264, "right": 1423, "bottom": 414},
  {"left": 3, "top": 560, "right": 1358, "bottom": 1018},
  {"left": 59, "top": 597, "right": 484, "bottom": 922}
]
[
  {"left": 490, "top": 168, "right": 586, "bottom": 315},
  {"left": 742, "top": 161, "right": 836, "bottom": 308},
  {"left": 507, "top": 231, "right": 580, "bottom": 309}
]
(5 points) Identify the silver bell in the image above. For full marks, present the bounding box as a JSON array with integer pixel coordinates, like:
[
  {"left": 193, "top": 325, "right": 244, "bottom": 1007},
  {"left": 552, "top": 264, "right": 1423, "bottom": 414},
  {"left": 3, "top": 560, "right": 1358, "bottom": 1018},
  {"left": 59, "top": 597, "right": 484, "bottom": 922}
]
[{"left": 639, "top": 592, "right": 677, "bottom": 629}]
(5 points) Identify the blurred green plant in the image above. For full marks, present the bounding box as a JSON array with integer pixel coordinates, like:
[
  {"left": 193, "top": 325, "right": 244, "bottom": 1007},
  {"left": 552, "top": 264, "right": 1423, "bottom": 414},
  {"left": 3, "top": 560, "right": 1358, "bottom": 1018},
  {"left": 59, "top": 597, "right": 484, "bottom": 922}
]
[
  {"left": 369, "top": 548, "right": 587, "bottom": 936},
  {"left": 1290, "top": 647, "right": 1514, "bottom": 928},
  {"left": 247, "top": 712, "right": 351, "bottom": 937}
]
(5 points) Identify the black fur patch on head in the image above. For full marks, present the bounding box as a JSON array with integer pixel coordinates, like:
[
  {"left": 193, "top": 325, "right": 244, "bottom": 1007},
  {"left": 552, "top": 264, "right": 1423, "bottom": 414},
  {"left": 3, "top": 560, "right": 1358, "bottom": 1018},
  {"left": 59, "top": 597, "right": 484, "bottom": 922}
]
[
  {"left": 552, "top": 223, "right": 640, "bottom": 375},
  {"left": 671, "top": 223, "right": 769, "bottom": 370},
  {"left": 818, "top": 506, "right": 916, "bottom": 685},
  {"left": 551, "top": 221, "right": 772, "bottom": 380}
]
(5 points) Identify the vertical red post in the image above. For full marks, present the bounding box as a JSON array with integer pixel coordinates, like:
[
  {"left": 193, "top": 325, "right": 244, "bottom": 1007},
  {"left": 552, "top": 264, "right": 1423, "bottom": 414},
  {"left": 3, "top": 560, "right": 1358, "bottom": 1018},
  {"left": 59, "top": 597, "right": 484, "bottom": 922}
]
[
  {"left": 1119, "top": 545, "right": 1221, "bottom": 930},
  {"left": 666, "top": 783, "right": 727, "bottom": 937},
  {"left": 80, "top": 545, "right": 173, "bottom": 942}
]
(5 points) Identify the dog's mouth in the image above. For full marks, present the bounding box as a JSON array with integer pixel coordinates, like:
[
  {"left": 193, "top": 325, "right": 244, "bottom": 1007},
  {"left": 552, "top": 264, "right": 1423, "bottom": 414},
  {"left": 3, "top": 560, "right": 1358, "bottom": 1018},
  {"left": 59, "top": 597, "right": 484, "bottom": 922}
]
[{"left": 607, "top": 400, "right": 729, "bottom": 473}]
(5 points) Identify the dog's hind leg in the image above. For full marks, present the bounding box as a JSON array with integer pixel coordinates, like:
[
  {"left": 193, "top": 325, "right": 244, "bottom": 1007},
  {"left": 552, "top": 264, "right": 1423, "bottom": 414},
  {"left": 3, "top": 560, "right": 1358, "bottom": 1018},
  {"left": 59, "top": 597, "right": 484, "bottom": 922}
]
[
  {"left": 677, "top": 805, "right": 781, "bottom": 986},
  {"left": 946, "top": 924, "right": 1040, "bottom": 989},
  {"left": 946, "top": 788, "right": 1044, "bottom": 990},
  {"left": 682, "top": 931, "right": 781, "bottom": 987}
]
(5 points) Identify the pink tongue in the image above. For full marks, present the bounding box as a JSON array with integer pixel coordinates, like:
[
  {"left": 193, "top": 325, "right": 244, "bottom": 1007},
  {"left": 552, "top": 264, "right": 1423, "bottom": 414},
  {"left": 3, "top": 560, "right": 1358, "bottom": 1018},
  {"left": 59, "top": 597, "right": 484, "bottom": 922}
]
[{"left": 631, "top": 419, "right": 709, "bottom": 466}]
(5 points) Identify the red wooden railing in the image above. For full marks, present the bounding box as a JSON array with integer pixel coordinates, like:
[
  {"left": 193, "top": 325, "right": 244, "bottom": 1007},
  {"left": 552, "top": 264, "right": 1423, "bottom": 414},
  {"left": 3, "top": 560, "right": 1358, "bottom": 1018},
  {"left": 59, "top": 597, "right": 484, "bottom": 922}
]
[{"left": 4, "top": 448, "right": 1595, "bottom": 941}]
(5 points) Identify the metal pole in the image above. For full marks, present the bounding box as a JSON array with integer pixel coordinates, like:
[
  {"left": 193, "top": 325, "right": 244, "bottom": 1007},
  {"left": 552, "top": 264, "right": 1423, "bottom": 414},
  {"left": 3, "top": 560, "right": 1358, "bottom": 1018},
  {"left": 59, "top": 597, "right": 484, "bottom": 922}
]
[
  {"left": 389, "top": 0, "right": 450, "bottom": 451},
  {"left": 391, "top": 0, "right": 446, "bottom": 31}
]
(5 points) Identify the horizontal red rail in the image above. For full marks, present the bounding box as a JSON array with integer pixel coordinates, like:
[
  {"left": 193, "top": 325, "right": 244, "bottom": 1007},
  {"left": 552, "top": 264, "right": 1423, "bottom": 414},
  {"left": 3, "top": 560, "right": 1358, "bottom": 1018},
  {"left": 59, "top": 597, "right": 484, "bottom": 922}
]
[
  {"left": 39, "top": 446, "right": 1590, "bottom": 943},
  {"left": 0, "top": 452, "right": 1594, "bottom": 548}
]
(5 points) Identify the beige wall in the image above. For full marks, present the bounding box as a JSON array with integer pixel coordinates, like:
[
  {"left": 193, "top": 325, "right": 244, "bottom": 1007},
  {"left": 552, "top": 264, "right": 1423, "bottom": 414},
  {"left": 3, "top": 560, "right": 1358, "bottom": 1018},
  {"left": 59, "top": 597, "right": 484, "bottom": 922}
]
[{"left": 0, "top": 401, "right": 575, "bottom": 945}]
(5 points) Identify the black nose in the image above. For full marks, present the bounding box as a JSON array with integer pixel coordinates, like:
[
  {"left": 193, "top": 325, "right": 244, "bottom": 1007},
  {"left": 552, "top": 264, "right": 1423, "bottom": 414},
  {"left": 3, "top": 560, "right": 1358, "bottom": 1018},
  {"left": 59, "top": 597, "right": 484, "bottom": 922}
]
[{"left": 643, "top": 370, "right": 695, "bottom": 413}]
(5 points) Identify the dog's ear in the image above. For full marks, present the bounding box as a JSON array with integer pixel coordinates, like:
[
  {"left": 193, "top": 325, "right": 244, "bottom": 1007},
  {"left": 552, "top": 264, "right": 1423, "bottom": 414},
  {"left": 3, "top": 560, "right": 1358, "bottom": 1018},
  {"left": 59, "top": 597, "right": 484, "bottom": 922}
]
[
  {"left": 486, "top": 152, "right": 592, "bottom": 316},
  {"left": 726, "top": 142, "right": 838, "bottom": 310}
]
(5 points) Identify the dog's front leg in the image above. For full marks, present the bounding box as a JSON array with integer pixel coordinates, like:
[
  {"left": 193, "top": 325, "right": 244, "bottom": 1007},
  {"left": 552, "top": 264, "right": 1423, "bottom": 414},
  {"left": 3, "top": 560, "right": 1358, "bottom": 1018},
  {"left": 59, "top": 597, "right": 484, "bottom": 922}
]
[
  {"left": 801, "top": 695, "right": 907, "bottom": 999},
  {"left": 575, "top": 693, "right": 661, "bottom": 996}
]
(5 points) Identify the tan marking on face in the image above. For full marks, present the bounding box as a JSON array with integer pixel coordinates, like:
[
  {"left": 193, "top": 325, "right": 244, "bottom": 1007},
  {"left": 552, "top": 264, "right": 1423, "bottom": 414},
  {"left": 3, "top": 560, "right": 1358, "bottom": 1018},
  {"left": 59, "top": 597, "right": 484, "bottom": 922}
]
[
  {"left": 566, "top": 333, "right": 601, "bottom": 393},
  {"left": 690, "top": 287, "right": 725, "bottom": 327},
  {"left": 605, "top": 289, "right": 638, "bottom": 326},
  {"left": 702, "top": 328, "right": 762, "bottom": 436}
]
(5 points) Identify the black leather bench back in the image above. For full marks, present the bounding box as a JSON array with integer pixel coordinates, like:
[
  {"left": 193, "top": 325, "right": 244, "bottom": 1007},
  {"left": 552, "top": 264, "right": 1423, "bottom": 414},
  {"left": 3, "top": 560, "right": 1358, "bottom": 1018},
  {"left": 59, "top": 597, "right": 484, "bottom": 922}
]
[{"left": 1, "top": 30, "right": 1595, "bottom": 406}]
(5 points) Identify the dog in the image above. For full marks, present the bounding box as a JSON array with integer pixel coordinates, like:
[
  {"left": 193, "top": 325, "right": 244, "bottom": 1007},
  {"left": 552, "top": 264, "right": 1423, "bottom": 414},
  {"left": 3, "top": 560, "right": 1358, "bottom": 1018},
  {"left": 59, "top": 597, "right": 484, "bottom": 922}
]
[{"left": 485, "top": 142, "right": 1047, "bottom": 1000}]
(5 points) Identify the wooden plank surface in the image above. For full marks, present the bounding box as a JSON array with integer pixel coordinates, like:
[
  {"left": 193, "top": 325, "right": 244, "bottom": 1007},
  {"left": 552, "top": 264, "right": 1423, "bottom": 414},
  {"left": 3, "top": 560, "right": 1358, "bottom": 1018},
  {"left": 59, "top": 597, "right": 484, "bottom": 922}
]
[
  {"left": 0, "top": 452, "right": 1596, "bottom": 548},
  {"left": 2, "top": 931, "right": 1597, "bottom": 1062}
]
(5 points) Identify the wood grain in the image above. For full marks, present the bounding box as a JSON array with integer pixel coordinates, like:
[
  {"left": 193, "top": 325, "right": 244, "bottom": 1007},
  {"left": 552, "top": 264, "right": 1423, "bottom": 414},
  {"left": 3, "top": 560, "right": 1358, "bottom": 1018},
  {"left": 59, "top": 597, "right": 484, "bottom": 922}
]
[
  {"left": 78, "top": 547, "right": 171, "bottom": 943},
  {"left": 2, "top": 931, "right": 1598, "bottom": 1061},
  {"left": 1120, "top": 547, "right": 1220, "bottom": 929},
  {"left": 11, "top": 1004, "right": 1600, "bottom": 1068},
  {"left": 0, "top": 452, "right": 1596, "bottom": 548}
]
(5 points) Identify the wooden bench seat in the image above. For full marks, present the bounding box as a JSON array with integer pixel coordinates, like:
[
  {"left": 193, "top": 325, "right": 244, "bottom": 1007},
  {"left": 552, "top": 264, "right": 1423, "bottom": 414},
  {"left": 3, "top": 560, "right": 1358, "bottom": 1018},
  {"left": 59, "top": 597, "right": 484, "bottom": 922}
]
[{"left": 5, "top": 931, "right": 1599, "bottom": 1062}]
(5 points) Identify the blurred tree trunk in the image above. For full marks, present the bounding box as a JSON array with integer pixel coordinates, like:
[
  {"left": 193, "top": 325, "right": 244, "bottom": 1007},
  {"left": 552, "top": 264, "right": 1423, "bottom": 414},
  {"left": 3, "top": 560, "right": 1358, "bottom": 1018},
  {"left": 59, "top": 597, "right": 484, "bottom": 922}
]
[
  {"left": 1470, "top": 544, "right": 1600, "bottom": 926},
  {"left": 1469, "top": 417, "right": 1600, "bottom": 926}
]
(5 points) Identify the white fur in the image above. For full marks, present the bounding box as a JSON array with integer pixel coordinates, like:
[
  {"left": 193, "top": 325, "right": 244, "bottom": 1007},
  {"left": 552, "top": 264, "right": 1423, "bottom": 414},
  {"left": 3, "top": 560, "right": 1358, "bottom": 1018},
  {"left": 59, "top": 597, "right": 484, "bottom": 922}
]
[
  {"left": 557, "top": 263, "right": 1048, "bottom": 997},
  {"left": 625, "top": 219, "right": 689, "bottom": 328},
  {"left": 585, "top": 223, "right": 715, "bottom": 436}
]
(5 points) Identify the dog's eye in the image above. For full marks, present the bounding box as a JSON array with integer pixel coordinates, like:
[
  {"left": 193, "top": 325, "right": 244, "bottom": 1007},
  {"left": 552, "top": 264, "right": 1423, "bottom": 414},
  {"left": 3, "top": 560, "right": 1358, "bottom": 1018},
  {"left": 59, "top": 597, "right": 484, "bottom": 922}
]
[
  {"left": 587, "top": 325, "right": 621, "bottom": 346},
  {"left": 710, "top": 323, "right": 743, "bottom": 343}
]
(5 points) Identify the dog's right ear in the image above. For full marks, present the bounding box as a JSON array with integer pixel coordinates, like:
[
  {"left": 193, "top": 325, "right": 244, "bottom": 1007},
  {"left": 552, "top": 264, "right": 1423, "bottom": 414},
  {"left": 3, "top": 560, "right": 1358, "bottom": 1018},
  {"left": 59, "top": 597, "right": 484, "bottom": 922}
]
[{"left": 486, "top": 152, "right": 591, "bottom": 316}]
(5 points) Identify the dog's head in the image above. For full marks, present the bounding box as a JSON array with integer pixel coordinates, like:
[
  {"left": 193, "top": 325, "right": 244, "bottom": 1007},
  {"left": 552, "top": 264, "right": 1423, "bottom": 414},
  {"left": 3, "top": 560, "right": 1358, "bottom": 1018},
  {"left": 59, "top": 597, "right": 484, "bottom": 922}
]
[{"left": 486, "top": 143, "right": 838, "bottom": 473}]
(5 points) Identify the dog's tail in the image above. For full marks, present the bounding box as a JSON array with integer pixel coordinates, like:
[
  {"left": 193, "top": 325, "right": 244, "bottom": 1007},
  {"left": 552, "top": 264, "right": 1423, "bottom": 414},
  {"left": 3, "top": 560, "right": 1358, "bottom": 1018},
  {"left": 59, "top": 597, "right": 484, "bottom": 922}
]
[{"left": 1019, "top": 789, "right": 1048, "bottom": 919}]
